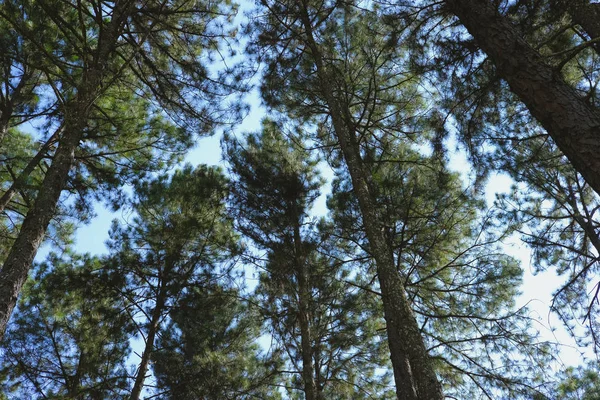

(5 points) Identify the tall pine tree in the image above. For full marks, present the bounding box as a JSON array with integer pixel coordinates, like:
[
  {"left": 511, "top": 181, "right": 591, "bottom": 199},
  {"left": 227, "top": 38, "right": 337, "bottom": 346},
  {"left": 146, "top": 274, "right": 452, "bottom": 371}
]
[{"left": 225, "top": 120, "right": 394, "bottom": 399}]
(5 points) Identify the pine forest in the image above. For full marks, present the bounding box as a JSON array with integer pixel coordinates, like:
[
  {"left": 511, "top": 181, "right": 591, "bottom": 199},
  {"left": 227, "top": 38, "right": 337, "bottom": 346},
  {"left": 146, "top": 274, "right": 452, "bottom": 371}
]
[{"left": 1, "top": 0, "right": 600, "bottom": 399}]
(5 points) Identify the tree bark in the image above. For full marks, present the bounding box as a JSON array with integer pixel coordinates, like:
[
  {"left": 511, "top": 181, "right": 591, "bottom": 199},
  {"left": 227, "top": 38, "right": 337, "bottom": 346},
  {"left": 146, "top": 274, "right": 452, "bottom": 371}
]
[
  {"left": 130, "top": 287, "right": 166, "bottom": 400},
  {"left": 0, "top": 0, "right": 132, "bottom": 340},
  {"left": 297, "top": 3, "right": 443, "bottom": 399},
  {"left": 293, "top": 220, "right": 318, "bottom": 400},
  {"left": 445, "top": 0, "right": 600, "bottom": 197},
  {"left": 0, "top": 118, "right": 83, "bottom": 341}
]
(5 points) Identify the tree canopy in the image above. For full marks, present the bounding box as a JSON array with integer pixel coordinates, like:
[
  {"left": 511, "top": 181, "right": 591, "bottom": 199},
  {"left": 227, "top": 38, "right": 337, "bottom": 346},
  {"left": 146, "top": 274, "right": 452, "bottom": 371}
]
[{"left": 1, "top": 1, "right": 599, "bottom": 399}]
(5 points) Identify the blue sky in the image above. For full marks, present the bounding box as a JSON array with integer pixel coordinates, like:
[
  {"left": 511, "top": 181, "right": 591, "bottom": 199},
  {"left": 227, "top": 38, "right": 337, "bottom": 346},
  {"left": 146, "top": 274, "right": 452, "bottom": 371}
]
[
  {"left": 30, "top": 1, "right": 595, "bottom": 392},
  {"left": 61, "top": 95, "right": 592, "bottom": 372}
]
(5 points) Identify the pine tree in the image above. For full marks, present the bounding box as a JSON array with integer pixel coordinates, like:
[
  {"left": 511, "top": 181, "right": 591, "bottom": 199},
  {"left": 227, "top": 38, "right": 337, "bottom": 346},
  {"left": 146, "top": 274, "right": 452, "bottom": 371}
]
[
  {"left": 106, "top": 165, "right": 237, "bottom": 399},
  {"left": 0, "top": 252, "right": 132, "bottom": 399},
  {"left": 0, "top": 0, "right": 243, "bottom": 339},
  {"left": 495, "top": 132, "right": 600, "bottom": 350},
  {"left": 152, "top": 284, "right": 282, "bottom": 400},
  {"left": 251, "top": 2, "right": 443, "bottom": 398},
  {"left": 434, "top": 0, "right": 600, "bottom": 194},
  {"left": 553, "top": 360, "right": 600, "bottom": 400},
  {"left": 328, "top": 139, "right": 554, "bottom": 398},
  {"left": 397, "top": 0, "right": 600, "bottom": 353},
  {"left": 224, "top": 120, "right": 394, "bottom": 399}
]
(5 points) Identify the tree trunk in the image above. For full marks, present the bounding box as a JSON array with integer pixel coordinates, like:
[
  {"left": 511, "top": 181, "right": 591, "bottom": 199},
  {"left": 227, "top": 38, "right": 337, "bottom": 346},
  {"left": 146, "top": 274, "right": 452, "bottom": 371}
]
[
  {"left": 446, "top": 0, "right": 600, "bottom": 196},
  {"left": 0, "top": 0, "right": 131, "bottom": 340},
  {"left": 293, "top": 221, "right": 318, "bottom": 400},
  {"left": 323, "top": 99, "right": 442, "bottom": 400},
  {"left": 130, "top": 288, "right": 166, "bottom": 400},
  {"left": 555, "top": 0, "right": 600, "bottom": 55},
  {"left": 0, "top": 119, "right": 83, "bottom": 341},
  {"left": 297, "top": 3, "right": 443, "bottom": 399}
]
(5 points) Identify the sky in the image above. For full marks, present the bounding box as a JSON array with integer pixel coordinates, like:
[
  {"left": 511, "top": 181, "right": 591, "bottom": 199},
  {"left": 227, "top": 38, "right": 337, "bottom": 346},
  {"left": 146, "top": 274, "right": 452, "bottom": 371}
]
[
  {"left": 31, "top": 0, "right": 595, "bottom": 389},
  {"left": 54, "top": 85, "right": 593, "bottom": 374}
]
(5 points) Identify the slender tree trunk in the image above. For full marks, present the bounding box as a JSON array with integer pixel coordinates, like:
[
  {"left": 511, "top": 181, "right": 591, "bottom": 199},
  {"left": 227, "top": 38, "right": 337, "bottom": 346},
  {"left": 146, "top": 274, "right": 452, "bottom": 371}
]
[
  {"left": 0, "top": 127, "right": 61, "bottom": 214},
  {"left": 293, "top": 222, "right": 318, "bottom": 400},
  {"left": 446, "top": 0, "right": 600, "bottom": 196},
  {"left": 297, "top": 3, "right": 443, "bottom": 399},
  {"left": 130, "top": 288, "right": 166, "bottom": 400},
  {"left": 323, "top": 97, "right": 442, "bottom": 400}
]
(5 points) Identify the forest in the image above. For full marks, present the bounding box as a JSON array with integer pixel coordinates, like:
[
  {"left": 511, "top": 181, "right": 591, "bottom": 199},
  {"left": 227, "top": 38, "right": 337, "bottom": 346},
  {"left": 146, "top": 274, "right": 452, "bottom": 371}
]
[{"left": 0, "top": 0, "right": 600, "bottom": 399}]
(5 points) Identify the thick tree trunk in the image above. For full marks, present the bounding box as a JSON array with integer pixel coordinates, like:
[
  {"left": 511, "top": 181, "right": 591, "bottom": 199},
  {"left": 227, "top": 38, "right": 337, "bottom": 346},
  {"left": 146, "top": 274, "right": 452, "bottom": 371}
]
[
  {"left": 130, "top": 289, "right": 166, "bottom": 400},
  {"left": 297, "top": 4, "right": 443, "bottom": 399},
  {"left": 0, "top": 0, "right": 131, "bottom": 340},
  {"left": 446, "top": 0, "right": 600, "bottom": 196},
  {"left": 0, "top": 120, "right": 82, "bottom": 341}
]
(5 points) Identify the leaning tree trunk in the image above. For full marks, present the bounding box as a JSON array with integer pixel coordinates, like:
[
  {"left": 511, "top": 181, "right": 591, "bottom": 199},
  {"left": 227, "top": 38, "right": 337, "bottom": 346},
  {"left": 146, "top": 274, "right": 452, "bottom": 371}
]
[
  {"left": 446, "top": 0, "right": 600, "bottom": 197},
  {"left": 0, "top": 113, "right": 85, "bottom": 341},
  {"left": 320, "top": 94, "right": 442, "bottom": 400},
  {"left": 130, "top": 287, "right": 167, "bottom": 400},
  {"left": 321, "top": 82, "right": 443, "bottom": 400},
  {"left": 0, "top": 1, "right": 131, "bottom": 340},
  {"left": 297, "top": 3, "right": 444, "bottom": 399}
]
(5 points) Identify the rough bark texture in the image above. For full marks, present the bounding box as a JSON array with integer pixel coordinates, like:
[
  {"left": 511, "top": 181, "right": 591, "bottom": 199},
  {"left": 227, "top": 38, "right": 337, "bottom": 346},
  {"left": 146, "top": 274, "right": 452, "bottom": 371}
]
[
  {"left": 298, "top": 3, "right": 444, "bottom": 399},
  {"left": 0, "top": 1, "right": 131, "bottom": 340},
  {"left": 446, "top": 0, "right": 600, "bottom": 196},
  {"left": 323, "top": 97, "right": 442, "bottom": 400},
  {"left": 0, "top": 118, "right": 83, "bottom": 341}
]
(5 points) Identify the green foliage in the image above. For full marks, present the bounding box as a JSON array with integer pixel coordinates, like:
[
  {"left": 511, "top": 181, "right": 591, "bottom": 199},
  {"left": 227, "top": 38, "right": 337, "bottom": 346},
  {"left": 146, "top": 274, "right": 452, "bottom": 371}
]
[
  {"left": 1, "top": 1, "right": 596, "bottom": 399},
  {"left": 0, "top": 252, "right": 132, "bottom": 399},
  {"left": 328, "top": 138, "right": 554, "bottom": 397},
  {"left": 108, "top": 164, "right": 238, "bottom": 267},
  {"left": 153, "top": 285, "right": 282, "bottom": 400},
  {"left": 224, "top": 119, "right": 322, "bottom": 245},
  {"left": 225, "top": 121, "right": 395, "bottom": 398},
  {"left": 253, "top": 0, "right": 433, "bottom": 153},
  {"left": 106, "top": 164, "right": 279, "bottom": 397},
  {"left": 0, "top": 130, "right": 42, "bottom": 261},
  {"left": 252, "top": 0, "right": 554, "bottom": 396},
  {"left": 0, "top": 0, "right": 244, "bottom": 263},
  {"left": 496, "top": 134, "right": 600, "bottom": 350},
  {"left": 0, "top": 164, "right": 281, "bottom": 399},
  {"left": 72, "top": 85, "right": 195, "bottom": 211},
  {"left": 554, "top": 361, "right": 600, "bottom": 400}
]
